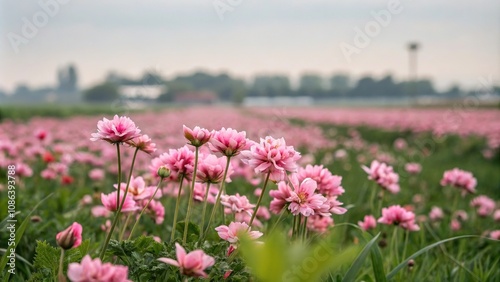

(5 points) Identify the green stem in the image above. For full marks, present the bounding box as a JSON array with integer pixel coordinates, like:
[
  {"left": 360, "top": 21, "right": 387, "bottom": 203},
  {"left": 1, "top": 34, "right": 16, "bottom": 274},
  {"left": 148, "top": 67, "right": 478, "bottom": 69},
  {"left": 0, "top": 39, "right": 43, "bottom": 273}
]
[
  {"left": 369, "top": 183, "right": 377, "bottom": 214},
  {"left": 402, "top": 229, "right": 409, "bottom": 261},
  {"left": 248, "top": 171, "right": 271, "bottom": 227},
  {"left": 57, "top": 249, "right": 65, "bottom": 282},
  {"left": 119, "top": 214, "right": 132, "bottom": 241},
  {"left": 183, "top": 146, "right": 199, "bottom": 244},
  {"left": 199, "top": 182, "right": 212, "bottom": 240},
  {"left": 128, "top": 177, "right": 164, "bottom": 240},
  {"left": 302, "top": 217, "right": 308, "bottom": 242},
  {"left": 170, "top": 174, "right": 185, "bottom": 243},
  {"left": 292, "top": 215, "right": 298, "bottom": 240},
  {"left": 99, "top": 147, "right": 139, "bottom": 260},
  {"left": 376, "top": 189, "right": 384, "bottom": 217},
  {"left": 116, "top": 145, "right": 122, "bottom": 214},
  {"left": 269, "top": 205, "right": 288, "bottom": 234},
  {"left": 392, "top": 227, "right": 399, "bottom": 266},
  {"left": 203, "top": 156, "right": 232, "bottom": 240}
]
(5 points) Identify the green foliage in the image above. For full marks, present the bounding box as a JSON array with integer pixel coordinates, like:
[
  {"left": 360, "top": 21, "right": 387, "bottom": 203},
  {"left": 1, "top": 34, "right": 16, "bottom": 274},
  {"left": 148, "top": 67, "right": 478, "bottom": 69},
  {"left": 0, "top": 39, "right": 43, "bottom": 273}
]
[
  {"left": 104, "top": 235, "right": 251, "bottom": 281},
  {"left": 175, "top": 221, "right": 200, "bottom": 242},
  {"left": 0, "top": 193, "right": 53, "bottom": 281},
  {"left": 83, "top": 82, "right": 120, "bottom": 102},
  {"left": 29, "top": 239, "right": 91, "bottom": 282},
  {"left": 343, "top": 233, "right": 381, "bottom": 282},
  {"left": 239, "top": 230, "right": 360, "bottom": 282}
]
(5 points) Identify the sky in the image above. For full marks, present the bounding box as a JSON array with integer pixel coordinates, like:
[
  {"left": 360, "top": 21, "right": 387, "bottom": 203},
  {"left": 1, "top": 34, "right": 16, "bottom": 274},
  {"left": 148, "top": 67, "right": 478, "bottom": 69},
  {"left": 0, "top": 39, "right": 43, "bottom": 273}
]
[{"left": 0, "top": 0, "right": 499, "bottom": 92}]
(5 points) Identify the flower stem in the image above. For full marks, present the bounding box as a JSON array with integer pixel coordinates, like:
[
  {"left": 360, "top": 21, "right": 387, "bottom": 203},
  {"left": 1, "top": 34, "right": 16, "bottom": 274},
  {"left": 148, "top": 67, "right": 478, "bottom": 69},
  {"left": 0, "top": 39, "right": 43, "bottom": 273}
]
[
  {"left": 392, "top": 227, "right": 399, "bottom": 265},
  {"left": 57, "top": 249, "right": 65, "bottom": 282},
  {"left": 183, "top": 146, "right": 199, "bottom": 244},
  {"left": 115, "top": 145, "right": 122, "bottom": 212},
  {"left": 203, "top": 156, "right": 232, "bottom": 240},
  {"left": 248, "top": 171, "right": 271, "bottom": 227},
  {"left": 199, "top": 182, "right": 212, "bottom": 240},
  {"left": 170, "top": 174, "right": 185, "bottom": 243},
  {"left": 301, "top": 216, "right": 308, "bottom": 241},
  {"left": 99, "top": 147, "right": 139, "bottom": 260},
  {"left": 269, "top": 205, "right": 288, "bottom": 234},
  {"left": 128, "top": 177, "right": 164, "bottom": 240},
  {"left": 402, "top": 229, "right": 409, "bottom": 260},
  {"left": 119, "top": 214, "right": 132, "bottom": 241}
]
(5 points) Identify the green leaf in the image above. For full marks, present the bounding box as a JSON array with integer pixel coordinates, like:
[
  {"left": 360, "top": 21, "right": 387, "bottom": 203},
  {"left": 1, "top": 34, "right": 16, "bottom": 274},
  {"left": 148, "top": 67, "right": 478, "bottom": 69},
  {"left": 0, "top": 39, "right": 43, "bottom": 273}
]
[
  {"left": 370, "top": 240, "right": 387, "bottom": 282},
  {"left": 239, "top": 231, "right": 287, "bottom": 282},
  {"left": 0, "top": 193, "right": 53, "bottom": 280},
  {"left": 342, "top": 233, "right": 380, "bottom": 282},
  {"left": 32, "top": 241, "right": 60, "bottom": 276},
  {"left": 175, "top": 221, "right": 200, "bottom": 241},
  {"left": 386, "top": 235, "right": 483, "bottom": 280},
  {"left": 239, "top": 229, "right": 360, "bottom": 282}
]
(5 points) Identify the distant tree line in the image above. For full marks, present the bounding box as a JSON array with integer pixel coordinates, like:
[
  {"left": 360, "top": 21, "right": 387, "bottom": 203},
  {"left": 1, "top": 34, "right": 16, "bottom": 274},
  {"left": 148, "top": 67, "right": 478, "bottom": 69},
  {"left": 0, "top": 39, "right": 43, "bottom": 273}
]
[{"left": 2, "top": 66, "right": 499, "bottom": 104}]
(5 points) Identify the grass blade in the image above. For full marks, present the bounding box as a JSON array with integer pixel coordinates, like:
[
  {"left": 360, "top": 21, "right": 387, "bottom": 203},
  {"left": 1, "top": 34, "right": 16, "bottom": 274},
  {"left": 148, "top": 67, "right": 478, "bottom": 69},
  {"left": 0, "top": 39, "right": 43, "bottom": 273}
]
[
  {"left": 386, "top": 235, "right": 483, "bottom": 280},
  {"left": 0, "top": 193, "right": 53, "bottom": 279},
  {"left": 370, "top": 240, "right": 387, "bottom": 282},
  {"left": 342, "top": 232, "right": 380, "bottom": 282}
]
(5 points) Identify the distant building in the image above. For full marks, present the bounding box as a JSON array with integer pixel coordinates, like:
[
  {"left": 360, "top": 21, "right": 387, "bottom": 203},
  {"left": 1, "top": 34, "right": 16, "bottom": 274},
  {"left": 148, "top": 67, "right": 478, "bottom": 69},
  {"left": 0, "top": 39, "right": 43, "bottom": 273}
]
[{"left": 119, "top": 85, "right": 165, "bottom": 100}]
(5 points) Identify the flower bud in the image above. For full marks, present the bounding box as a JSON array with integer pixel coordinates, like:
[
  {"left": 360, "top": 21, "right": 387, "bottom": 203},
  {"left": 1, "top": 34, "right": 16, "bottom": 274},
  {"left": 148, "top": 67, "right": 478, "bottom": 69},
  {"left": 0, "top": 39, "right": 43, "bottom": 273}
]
[
  {"left": 157, "top": 166, "right": 171, "bottom": 179},
  {"left": 31, "top": 215, "right": 42, "bottom": 222},
  {"left": 183, "top": 125, "right": 212, "bottom": 147},
  {"left": 56, "top": 222, "right": 83, "bottom": 250}
]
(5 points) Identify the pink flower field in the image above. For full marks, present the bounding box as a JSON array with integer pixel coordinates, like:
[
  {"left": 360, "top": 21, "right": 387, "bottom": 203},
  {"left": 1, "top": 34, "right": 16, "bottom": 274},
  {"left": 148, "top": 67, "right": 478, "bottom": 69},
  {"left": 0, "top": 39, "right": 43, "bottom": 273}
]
[{"left": 0, "top": 106, "right": 499, "bottom": 281}]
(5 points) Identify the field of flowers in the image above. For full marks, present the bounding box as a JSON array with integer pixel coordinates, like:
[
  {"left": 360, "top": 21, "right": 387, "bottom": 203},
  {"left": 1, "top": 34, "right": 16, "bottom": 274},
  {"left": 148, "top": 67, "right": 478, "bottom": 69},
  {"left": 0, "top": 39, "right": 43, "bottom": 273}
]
[{"left": 0, "top": 106, "right": 499, "bottom": 281}]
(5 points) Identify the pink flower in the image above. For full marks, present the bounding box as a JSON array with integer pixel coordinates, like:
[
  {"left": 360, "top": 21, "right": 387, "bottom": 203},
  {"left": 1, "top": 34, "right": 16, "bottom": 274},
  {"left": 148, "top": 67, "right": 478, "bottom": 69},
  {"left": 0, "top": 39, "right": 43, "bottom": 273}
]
[
  {"left": 269, "top": 180, "right": 293, "bottom": 214},
  {"left": 68, "top": 255, "right": 131, "bottom": 282},
  {"left": 215, "top": 221, "right": 263, "bottom": 245},
  {"left": 297, "top": 165, "right": 344, "bottom": 197},
  {"left": 326, "top": 196, "right": 347, "bottom": 215},
  {"left": 470, "top": 195, "right": 496, "bottom": 217},
  {"left": 241, "top": 136, "right": 301, "bottom": 182},
  {"left": 91, "top": 206, "right": 111, "bottom": 218},
  {"left": 183, "top": 125, "right": 212, "bottom": 147},
  {"left": 440, "top": 168, "right": 477, "bottom": 195},
  {"left": 126, "top": 134, "right": 156, "bottom": 154},
  {"left": 193, "top": 183, "right": 219, "bottom": 204},
  {"left": 404, "top": 163, "right": 422, "bottom": 175},
  {"left": 139, "top": 199, "right": 165, "bottom": 224},
  {"left": 362, "top": 160, "right": 400, "bottom": 194},
  {"left": 307, "top": 215, "right": 334, "bottom": 234},
  {"left": 221, "top": 193, "right": 255, "bottom": 215},
  {"left": 494, "top": 210, "right": 500, "bottom": 222},
  {"left": 114, "top": 176, "right": 156, "bottom": 201},
  {"left": 197, "top": 155, "right": 232, "bottom": 184},
  {"left": 429, "top": 206, "right": 444, "bottom": 221},
  {"left": 393, "top": 138, "right": 407, "bottom": 150},
  {"left": 358, "top": 215, "right": 377, "bottom": 231},
  {"left": 450, "top": 219, "right": 461, "bottom": 231},
  {"left": 209, "top": 127, "right": 249, "bottom": 157},
  {"left": 490, "top": 230, "right": 500, "bottom": 240},
  {"left": 153, "top": 146, "right": 195, "bottom": 181},
  {"left": 158, "top": 243, "right": 215, "bottom": 278},
  {"left": 378, "top": 205, "right": 420, "bottom": 231},
  {"left": 88, "top": 168, "right": 105, "bottom": 181},
  {"left": 285, "top": 175, "right": 330, "bottom": 217},
  {"left": 90, "top": 115, "right": 141, "bottom": 144},
  {"left": 56, "top": 222, "right": 83, "bottom": 250},
  {"left": 101, "top": 191, "right": 139, "bottom": 213}
]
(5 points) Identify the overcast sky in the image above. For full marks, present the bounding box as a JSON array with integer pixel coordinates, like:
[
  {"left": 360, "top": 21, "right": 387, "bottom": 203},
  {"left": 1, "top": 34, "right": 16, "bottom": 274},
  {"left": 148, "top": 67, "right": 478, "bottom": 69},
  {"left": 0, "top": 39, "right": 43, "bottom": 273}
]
[{"left": 1, "top": 0, "right": 499, "bottom": 92}]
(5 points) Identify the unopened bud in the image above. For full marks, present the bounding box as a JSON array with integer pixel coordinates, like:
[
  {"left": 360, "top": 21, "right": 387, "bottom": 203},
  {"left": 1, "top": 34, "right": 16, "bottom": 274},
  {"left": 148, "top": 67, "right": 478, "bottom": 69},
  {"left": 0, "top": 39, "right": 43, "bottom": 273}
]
[
  {"left": 157, "top": 166, "right": 171, "bottom": 178},
  {"left": 56, "top": 222, "right": 83, "bottom": 250},
  {"left": 31, "top": 215, "right": 42, "bottom": 222},
  {"left": 408, "top": 259, "right": 415, "bottom": 267}
]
